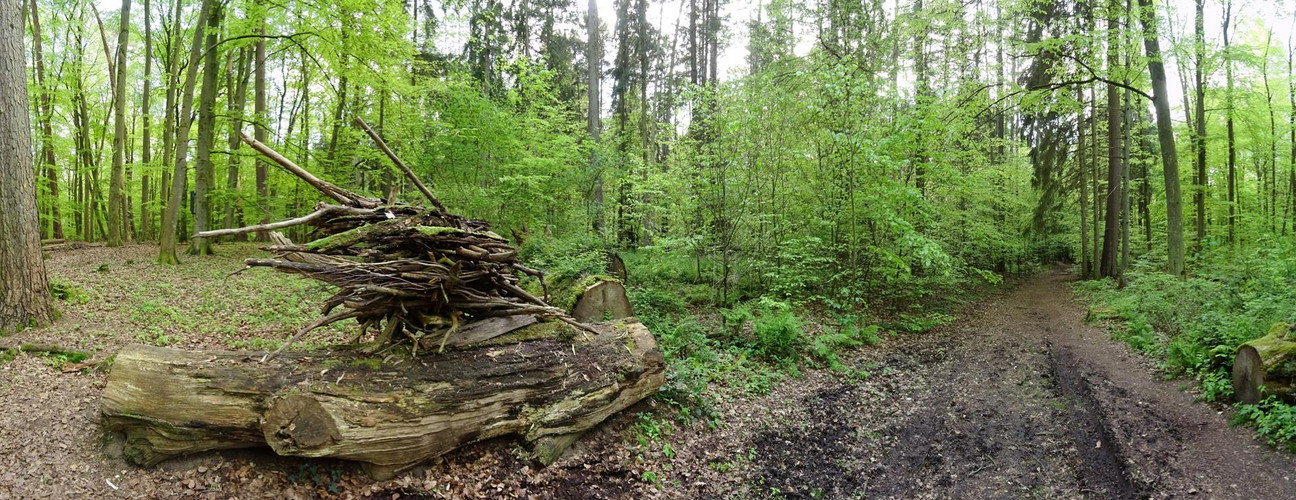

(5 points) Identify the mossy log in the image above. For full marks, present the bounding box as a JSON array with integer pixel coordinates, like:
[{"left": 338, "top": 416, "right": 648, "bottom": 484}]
[
  {"left": 1233, "top": 323, "right": 1296, "bottom": 405},
  {"left": 100, "top": 319, "right": 663, "bottom": 479}
]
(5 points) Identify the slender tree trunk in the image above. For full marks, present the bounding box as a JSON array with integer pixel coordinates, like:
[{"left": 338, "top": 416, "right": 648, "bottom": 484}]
[
  {"left": 108, "top": 0, "right": 134, "bottom": 247},
  {"left": 29, "top": 0, "right": 62, "bottom": 240},
  {"left": 190, "top": 0, "right": 223, "bottom": 256},
  {"left": 140, "top": 0, "right": 153, "bottom": 241},
  {"left": 1100, "top": 0, "right": 1122, "bottom": 278},
  {"left": 1091, "top": 85, "right": 1100, "bottom": 274},
  {"left": 1137, "top": 0, "right": 1186, "bottom": 275},
  {"left": 1193, "top": 0, "right": 1206, "bottom": 247},
  {"left": 160, "top": 0, "right": 181, "bottom": 246},
  {"left": 254, "top": 1, "right": 269, "bottom": 241},
  {"left": 588, "top": 0, "right": 603, "bottom": 235},
  {"left": 0, "top": 0, "right": 54, "bottom": 333},
  {"left": 1079, "top": 88, "right": 1090, "bottom": 280},
  {"left": 1121, "top": 37, "right": 1134, "bottom": 287},
  {"left": 913, "top": 0, "right": 928, "bottom": 198},
  {"left": 1262, "top": 31, "right": 1277, "bottom": 233},
  {"left": 1289, "top": 33, "right": 1295, "bottom": 234},
  {"left": 224, "top": 49, "right": 251, "bottom": 241},
  {"left": 73, "top": 20, "right": 99, "bottom": 242},
  {"left": 158, "top": 0, "right": 212, "bottom": 264},
  {"left": 1224, "top": 0, "right": 1236, "bottom": 244}
]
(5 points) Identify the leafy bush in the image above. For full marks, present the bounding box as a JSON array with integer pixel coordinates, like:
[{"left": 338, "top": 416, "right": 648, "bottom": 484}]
[{"left": 1235, "top": 398, "right": 1296, "bottom": 451}]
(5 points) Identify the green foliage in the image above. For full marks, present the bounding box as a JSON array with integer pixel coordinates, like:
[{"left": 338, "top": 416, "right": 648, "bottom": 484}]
[
  {"left": 1235, "top": 398, "right": 1296, "bottom": 451},
  {"left": 1078, "top": 241, "right": 1296, "bottom": 448},
  {"left": 48, "top": 280, "right": 88, "bottom": 304},
  {"left": 750, "top": 299, "right": 804, "bottom": 362}
]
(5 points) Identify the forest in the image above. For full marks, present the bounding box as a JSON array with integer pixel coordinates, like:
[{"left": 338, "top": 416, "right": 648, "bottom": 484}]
[{"left": 2, "top": 0, "right": 1296, "bottom": 497}]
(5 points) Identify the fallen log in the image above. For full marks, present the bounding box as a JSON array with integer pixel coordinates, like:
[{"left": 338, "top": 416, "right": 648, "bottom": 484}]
[
  {"left": 1233, "top": 323, "right": 1296, "bottom": 404},
  {"left": 101, "top": 319, "right": 663, "bottom": 479}
]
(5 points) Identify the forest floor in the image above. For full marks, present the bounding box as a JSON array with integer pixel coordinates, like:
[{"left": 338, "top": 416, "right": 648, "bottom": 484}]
[{"left": 2, "top": 246, "right": 1295, "bottom": 498}]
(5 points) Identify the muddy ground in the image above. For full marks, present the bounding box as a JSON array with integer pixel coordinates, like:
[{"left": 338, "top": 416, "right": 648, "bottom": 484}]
[{"left": 2, "top": 248, "right": 1294, "bottom": 498}]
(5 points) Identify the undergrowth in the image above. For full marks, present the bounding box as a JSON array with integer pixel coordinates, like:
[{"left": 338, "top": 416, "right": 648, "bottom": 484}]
[
  {"left": 509, "top": 236, "right": 1015, "bottom": 433},
  {"left": 1074, "top": 237, "right": 1296, "bottom": 449}
]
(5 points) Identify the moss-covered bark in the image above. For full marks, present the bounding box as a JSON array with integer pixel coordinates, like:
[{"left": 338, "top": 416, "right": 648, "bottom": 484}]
[{"left": 101, "top": 320, "right": 663, "bottom": 478}]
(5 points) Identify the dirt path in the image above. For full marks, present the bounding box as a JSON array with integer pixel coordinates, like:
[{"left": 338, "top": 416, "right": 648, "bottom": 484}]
[
  {"left": 5, "top": 254, "right": 1296, "bottom": 498},
  {"left": 695, "top": 269, "right": 1296, "bottom": 499}
]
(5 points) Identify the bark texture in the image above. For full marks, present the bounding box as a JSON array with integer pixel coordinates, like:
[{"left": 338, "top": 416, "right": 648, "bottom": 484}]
[
  {"left": 101, "top": 319, "right": 663, "bottom": 479},
  {"left": 0, "top": 0, "right": 54, "bottom": 333}
]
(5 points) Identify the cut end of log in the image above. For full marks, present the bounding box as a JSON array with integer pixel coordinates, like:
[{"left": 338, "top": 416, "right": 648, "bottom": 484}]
[
  {"left": 263, "top": 394, "right": 342, "bottom": 453},
  {"left": 571, "top": 279, "right": 634, "bottom": 323},
  {"left": 1234, "top": 345, "right": 1265, "bottom": 405}
]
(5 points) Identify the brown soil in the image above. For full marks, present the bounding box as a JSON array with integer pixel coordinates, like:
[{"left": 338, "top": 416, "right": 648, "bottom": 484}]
[
  {"left": 664, "top": 268, "right": 1296, "bottom": 499},
  {"left": 2, "top": 249, "right": 1294, "bottom": 498}
]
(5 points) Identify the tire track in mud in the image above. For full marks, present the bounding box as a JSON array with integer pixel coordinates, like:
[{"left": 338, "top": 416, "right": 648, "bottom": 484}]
[
  {"left": 747, "top": 269, "right": 1296, "bottom": 499},
  {"left": 1046, "top": 342, "right": 1139, "bottom": 497}
]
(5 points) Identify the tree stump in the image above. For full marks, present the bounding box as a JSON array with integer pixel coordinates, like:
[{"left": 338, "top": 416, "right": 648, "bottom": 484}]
[
  {"left": 1233, "top": 323, "right": 1296, "bottom": 405},
  {"left": 101, "top": 319, "right": 663, "bottom": 479}
]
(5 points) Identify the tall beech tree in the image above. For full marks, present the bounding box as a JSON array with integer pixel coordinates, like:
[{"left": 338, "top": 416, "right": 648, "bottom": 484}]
[
  {"left": 158, "top": 0, "right": 211, "bottom": 264},
  {"left": 107, "top": 0, "right": 133, "bottom": 247},
  {"left": 1137, "top": 0, "right": 1185, "bottom": 276}
]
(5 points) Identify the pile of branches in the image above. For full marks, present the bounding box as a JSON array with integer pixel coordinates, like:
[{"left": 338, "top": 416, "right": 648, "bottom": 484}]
[{"left": 199, "top": 118, "right": 588, "bottom": 361}]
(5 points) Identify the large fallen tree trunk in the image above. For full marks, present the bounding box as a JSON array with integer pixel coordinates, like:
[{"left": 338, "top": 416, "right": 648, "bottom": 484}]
[
  {"left": 101, "top": 319, "right": 663, "bottom": 479},
  {"left": 1233, "top": 323, "right": 1296, "bottom": 405}
]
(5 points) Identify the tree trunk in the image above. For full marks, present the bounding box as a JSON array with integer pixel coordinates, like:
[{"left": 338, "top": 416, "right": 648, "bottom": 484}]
[
  {"left": 1289, "top": 33, "right": 1295, "bottom": 234},
  {"left": 1078, "top": 88, "right": 1090, "bottom": 280},
  {"left": 140, "top": 0, "right": 153, "bottom": 241},
  {"left": 1193, "top": 0, "right": 1206, "bottom": 247},
  {"left": 1262, "top": 31, "right": 1278, "bottom": 233},
  {"left": 1233, "top": 323, "right": 1296, "bottom": 405},
  {"left": 28, "top": 0, "right": 61, "bottom": 240},
  {"left": 254, "top": 2, "right": 270, "bottom": 241},
  {"left": 1100, "top": 0, "right": 1122, "bottom": 278},
  {"left": 190, "top": 0, "right": 222, "bottom": 256},
  {"left": 1224, "top": 0, "right": 1236, "bottom": 245},
  {"left": 108, "top": 0, "right": 133, "bottom": 247},
  {"left": 101, "top": 320, "right": 664, "bottom": 479},
  {"left": 158, "top": 0, "right": 212, "bottom": 264},
  {"left": 160, "top": 0, "right": 181, "bottom": 246},
  {"left": 224, "top": 49, "right": 252, "bottom": 241},
  {"left": 1136, "top": 0, "right": 1185, "bottom": 275},
  {"left": 587, "top": 0, "right": 603, "bottom": 235},
  {"left": 0, "top": 0, "right": 54, "bottom": 333}
]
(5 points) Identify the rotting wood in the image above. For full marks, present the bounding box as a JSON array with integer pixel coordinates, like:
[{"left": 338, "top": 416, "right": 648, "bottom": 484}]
[
  {"left": 109, "top": 125, "right": 662, "bottom": 479},
  {"left": 101, "top": 319, "right": 663, "bottom": 479},
  {"left": 1234, "top": 323, "right": 1296, "bottom": 404}
]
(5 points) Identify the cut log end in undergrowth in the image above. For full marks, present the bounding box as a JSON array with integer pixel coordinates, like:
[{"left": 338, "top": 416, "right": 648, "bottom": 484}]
[{"left": 1233, "top": 323, "right": 1296, "bottom": 405}]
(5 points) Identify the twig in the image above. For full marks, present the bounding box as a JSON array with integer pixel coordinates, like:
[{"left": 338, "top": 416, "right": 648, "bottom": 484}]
[
  {"left": 194, "top": 204, "right": 365, "bottom": 239},
  {"left": 352, "top": 117, "right": 447, "bottom": 213},
  {"left": 262, "top": 310, "right": 362, "bottom": 362}
]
